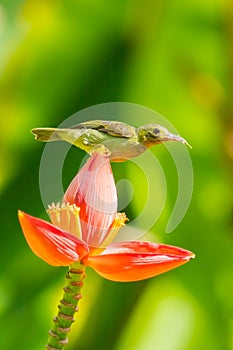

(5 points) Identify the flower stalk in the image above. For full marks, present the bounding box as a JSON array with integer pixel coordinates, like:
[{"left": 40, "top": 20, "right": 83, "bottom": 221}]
[{"left": 46, "top": 262, "right": 86, "bottom": 350}]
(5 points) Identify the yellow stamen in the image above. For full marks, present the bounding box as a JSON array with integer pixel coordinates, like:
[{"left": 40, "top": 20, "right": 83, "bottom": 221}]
[
  {"left": 47, "top": 202, "right": 82, "bottom": 239},
  {"left": 90, "top": 212, "right": 128, "bottom": 255}
]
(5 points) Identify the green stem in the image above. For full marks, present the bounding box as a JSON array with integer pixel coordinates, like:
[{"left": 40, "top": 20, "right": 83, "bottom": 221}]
[{"left": 46, "top": 262, "right": 86, "bottom": 350}]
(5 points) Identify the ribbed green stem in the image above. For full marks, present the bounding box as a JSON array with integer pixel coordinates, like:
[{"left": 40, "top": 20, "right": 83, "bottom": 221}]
[{"left": 46, "top": 262, "right": 86, "bottom": 350}]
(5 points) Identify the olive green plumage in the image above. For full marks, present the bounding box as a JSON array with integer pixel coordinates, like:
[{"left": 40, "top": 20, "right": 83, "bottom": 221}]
[{"left": 31, "top": 120, "right": 190, "bottom": 161}]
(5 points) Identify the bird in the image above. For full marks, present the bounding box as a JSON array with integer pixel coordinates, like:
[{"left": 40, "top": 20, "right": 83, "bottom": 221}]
[{"left": 31, "top": 120, "right": 191, "bottom": 162}]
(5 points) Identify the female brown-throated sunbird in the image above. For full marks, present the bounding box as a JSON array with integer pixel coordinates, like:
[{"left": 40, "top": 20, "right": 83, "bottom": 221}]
[{"left": 31, "top": 120, "right": 191, "bottom": 161}]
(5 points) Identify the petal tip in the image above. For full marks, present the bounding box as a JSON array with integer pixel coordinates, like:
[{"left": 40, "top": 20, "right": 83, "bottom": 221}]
[
  {"left": 18, "top": 210, "right": 24, "bottom": 218},
  {"left": 189, "top": 252, "right": 196, "bottom": 259}
]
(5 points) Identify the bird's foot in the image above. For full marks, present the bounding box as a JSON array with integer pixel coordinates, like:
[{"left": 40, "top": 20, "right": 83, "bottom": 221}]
[{"left": 90, "top": 144, "right": 112, "bottom": 158}]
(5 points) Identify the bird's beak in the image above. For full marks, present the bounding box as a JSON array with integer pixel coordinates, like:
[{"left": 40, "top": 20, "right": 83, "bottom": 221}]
[{"left": 165, "top": 133, "right": 192, "bottom": 148}]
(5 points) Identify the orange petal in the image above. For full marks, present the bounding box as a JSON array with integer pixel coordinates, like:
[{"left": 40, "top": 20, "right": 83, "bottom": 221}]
[
  {"left": 64, "top": 150, "right": 117, "bottom": 247},
  {"left": 83, "top": 241, "right": 195, "bottom": 282},
  {"left": 18, "top": 210, "right": 89, "bottom": 266}
]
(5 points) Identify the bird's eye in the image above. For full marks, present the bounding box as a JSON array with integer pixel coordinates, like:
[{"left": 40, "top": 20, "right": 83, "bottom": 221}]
[{"left": 153, "top": 128, "right": 160, "bottom": 134}]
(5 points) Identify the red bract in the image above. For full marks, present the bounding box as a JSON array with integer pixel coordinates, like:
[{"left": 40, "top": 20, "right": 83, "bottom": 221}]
[
  {"left": 83, "top": 241, "right": 194, "bottom": 282},
  {"left": 18, "top": 149, "right": 195, "bottom": 282},
  {"left": 64, "top": 150, "right": 118, "bottom": 247},
  {"left": 18, "top": 211, "right": 89, "bottom": 266}
]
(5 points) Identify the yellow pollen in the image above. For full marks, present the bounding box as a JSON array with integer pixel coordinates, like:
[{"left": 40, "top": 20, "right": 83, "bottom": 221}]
[{"left": 113, "top": 212, "right": 128, "bottom": 226}]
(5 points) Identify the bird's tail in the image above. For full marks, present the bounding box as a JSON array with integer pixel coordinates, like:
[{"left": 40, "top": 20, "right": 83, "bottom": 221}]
[{"left": 31, "top": 128, "right": 65, "bottom": 142}]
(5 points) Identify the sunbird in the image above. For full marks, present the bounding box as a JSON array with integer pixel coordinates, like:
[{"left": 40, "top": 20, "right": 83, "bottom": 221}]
[{"left": 31, "top": 120, "right": 191, "bottom": 161}]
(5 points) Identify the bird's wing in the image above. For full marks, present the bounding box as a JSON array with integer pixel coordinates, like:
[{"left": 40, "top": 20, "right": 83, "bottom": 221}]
[{"left": 71, "top": 120, "right": 136, "bottom": 138}]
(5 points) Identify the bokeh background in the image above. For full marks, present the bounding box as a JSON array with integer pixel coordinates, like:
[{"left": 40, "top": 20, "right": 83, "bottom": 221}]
[{"left": 0, "top": 1, "right": 233, "bottom": 349}]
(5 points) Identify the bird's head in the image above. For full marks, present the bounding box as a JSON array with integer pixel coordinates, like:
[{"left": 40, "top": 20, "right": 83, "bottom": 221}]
[{"left": 137, "top": 124, "right": 191, "bottom": 148}]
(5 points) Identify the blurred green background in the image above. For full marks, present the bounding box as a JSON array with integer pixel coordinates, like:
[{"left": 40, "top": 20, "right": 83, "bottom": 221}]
[{"left": 0, "top": 1, "right": 233, "bottom": 349}]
